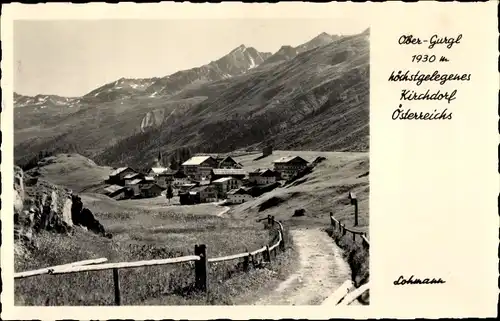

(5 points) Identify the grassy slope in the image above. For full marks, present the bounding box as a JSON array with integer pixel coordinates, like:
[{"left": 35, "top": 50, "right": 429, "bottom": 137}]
[
  {"left": 25, "top": 153, "right": 114, "bottom": 193},
  {"left": 229, "top": 150, "right": 369, "bottom": 230}
]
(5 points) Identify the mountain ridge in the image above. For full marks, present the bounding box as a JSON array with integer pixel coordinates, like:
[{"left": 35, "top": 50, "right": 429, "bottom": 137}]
[{"left": 14, "top": 30, "right": 369, "bottom": 169}]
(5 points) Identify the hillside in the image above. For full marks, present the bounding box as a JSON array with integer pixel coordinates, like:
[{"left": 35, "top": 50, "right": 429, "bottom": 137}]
[
  {"left": 98, "top": 30, "right": 369, "bottom": 167},
  {"left": 14, "top": 30, "right": 369, "bottom": 169},
  {"left": 229, "top": 151, "right": 369, "bottom": 231},
  {"left": 24, "top": 153, "right": 114, "bottom": 193}
]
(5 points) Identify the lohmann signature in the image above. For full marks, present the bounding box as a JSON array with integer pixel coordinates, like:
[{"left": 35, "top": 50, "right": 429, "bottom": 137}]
[{"left": 394, "top": 275, "right": 446, "bottom": 285}]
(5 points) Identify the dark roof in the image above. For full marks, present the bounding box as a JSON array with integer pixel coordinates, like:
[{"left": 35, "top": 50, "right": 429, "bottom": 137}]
[
  {"left": 173, "top": 170, "right": 188, "bottom": 178},
  {"left": 140, "top": 183, "right": 164, "bottom": 191},
  {"left": 272, "top": 156, "right": 309, "bottom": 164},
  {"left": 227, "top": 187, "right": 250, "bottom": 195},
  {"left": 250, "top": 168, "right": 277, "bottom": 177},
  {"left": 219, "top": 156, "right": 237, "bottom": 164},
  {"left": 109, "top": 167, "right": 136, "bottom": 177}
]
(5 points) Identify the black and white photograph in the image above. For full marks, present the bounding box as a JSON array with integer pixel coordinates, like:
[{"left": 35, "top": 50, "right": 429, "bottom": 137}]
[{"left": 12, "top": 18, "right": 370, "bottom": 306}]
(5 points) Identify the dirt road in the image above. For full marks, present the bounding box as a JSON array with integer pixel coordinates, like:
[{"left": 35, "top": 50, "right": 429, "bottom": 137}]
[{"left": 254, "top": 228, "right": 352, "bottom": 305}]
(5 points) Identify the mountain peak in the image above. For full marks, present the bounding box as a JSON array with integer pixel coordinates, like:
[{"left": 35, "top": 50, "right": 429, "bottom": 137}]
[{"left": 230, "top": 44, "right": 247, "bottom": 53}]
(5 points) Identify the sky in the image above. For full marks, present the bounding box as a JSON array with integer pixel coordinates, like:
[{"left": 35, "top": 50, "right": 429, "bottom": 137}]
[{"left": 14, "top": 19, "right": 367, "bottom": 97}]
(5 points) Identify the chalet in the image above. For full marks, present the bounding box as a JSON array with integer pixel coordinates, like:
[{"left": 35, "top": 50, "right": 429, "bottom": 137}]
[
  {"left": 196, "top": 179, "right": 211, "bottom": 187},
  {"left": 248, "top": 168, "right": 278, "bottom": 185},
  {"left": 196, "top": 185, "right": 218, "bottom": 203},
  {"left": 211, "top": 168, "right": 247, "bottom": 181},
  {"left": 272, "top": 156, "right": 309, "bottom": 180},
  {"left": 107, "top": 167, "right": 138, "bottom": 185},
  {"left": 179, "top": 191, "right": 198, "bottom": 205},
  {"left": 173, "top": 170, "right": 190, "bottom": 187},
  {"left": 142, "top": 176, "right": 156, "bottom": 183},
  {"left": 103, "top": 185, "right": 129, "bottom": 200},
  {"left": 147, "top": 167, "right": 170, "bottom": 177},
  {"left": 182, "top": 156, "right": 219, "bottom": 180},
  {"left": 124, "top": 172, "right": 145, "bottom": 186},
  {"left": 263, "top": 145, "right": 273, "bottom": 157},
  {"left": 179, "top": 183, "right": 196, "bottom": 193},
  {"left": 139, "top": 183, "right": 164, "bottom": 198},
  {"left": 148, "top": 168, "right": 175, "bottom": 188},
  {"left": 125, "top": 178, "right": 144, "bottom": 196},
  {"left": 227, "top": 187, "right": 253, "bottom": 204},
  {"left": 217, "top": 156, "right": 242, "bottom": 169},
  {"left": 212, "top": 177, "right": 242, "bottom": 198}
]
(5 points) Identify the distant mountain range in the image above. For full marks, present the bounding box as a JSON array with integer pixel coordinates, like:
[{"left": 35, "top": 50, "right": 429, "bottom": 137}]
[{"left": 14, "top": 29, "right": 370, "bottom": 169}]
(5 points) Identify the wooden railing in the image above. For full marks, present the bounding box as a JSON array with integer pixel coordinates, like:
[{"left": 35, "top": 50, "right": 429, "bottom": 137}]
[
  {"left": 329, "top": 213, "right": 370, "bottom": 248},
  {"left": 322, "top": 280, "right": 370, "bottom": 306},
  {"left": 327, "top": 210, "right": 370, "bottom": 305},
  {"left": 14, "top": 215, "right": 285, "bottom": 305}
]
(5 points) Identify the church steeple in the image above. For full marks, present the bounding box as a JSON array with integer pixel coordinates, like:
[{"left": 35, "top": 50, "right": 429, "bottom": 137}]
[{"left": 153, "top": 150, "right": 163, "bottom": 168}]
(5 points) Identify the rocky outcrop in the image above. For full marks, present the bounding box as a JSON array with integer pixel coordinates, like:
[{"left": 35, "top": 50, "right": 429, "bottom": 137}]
[
  {"left": 71, "top": 194, "right": 110, "bottom": 238},
  {"left": 14, "top": 167, "right": 111, "bottom": 256}
]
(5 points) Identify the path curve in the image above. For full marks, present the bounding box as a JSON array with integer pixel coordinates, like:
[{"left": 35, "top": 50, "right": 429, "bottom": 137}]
[
  {"left": 217, "top": 206, "right": 230, "bottom": 217},
  {"left": 254, "top": 228, "right": 352, "bottom": 305}
]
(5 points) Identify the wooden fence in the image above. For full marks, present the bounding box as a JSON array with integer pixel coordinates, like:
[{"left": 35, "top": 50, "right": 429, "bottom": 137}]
[
  {"left": 14, "top": 215, "right": 285, "bottom": 305},
  {"left": 327, "top": 210, "right": 370, "bottom": 305},
  {"left": 322, "top": 280, "right": 370, "bottom": 306},
  {"left": 329, "top": 212, "right": 370, "bottom": 248}
]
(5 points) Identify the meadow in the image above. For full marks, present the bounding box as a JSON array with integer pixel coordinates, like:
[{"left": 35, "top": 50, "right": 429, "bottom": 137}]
[{"left": 15, "top": 191, "right": 296, "bottom": 305}]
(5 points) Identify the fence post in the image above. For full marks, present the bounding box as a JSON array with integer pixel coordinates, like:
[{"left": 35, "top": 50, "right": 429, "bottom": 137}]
[
  {"left": 112, "top": 268, "right": 121, "bottom": 306},
  {"left": 354, "top": 199, "right": 359, "bottom": 226},
  {"left": 267, "top": 215, "right": 272, "bottom": 225},
  {"left": 349, "top": 191, "right": 359, "bottom": 226},
  {"left": 352, "top": 233, "right": 356, "bottom": 242},
  {"left": 243, "top": 248, "right": 250, "bottom": 271},
  {"left": 278, "top": 222, "right": 285, "bottom": 251},
  {"left": 330, "top": 212, "right": 334, "bottom": 227},
  {"left": 194, "top": 244, "right": 208, "bottom": 292},
  {"left": 265, "top": 245, "right": 271, "bottom": 263}
]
